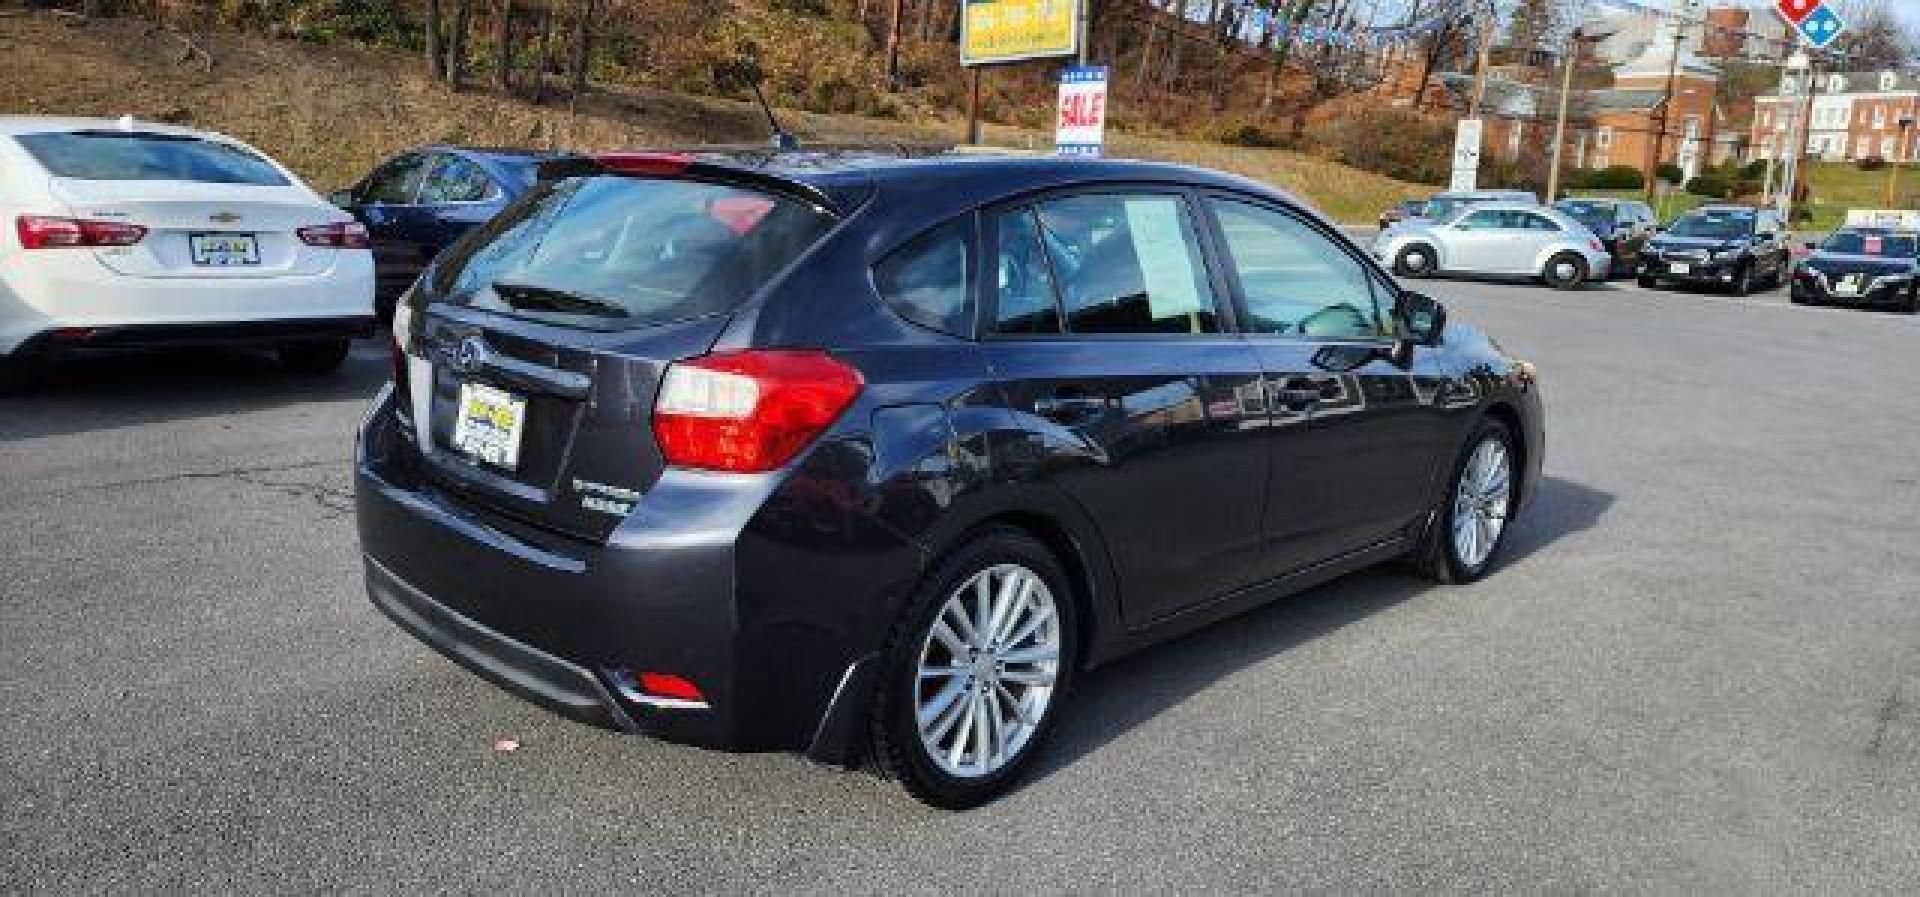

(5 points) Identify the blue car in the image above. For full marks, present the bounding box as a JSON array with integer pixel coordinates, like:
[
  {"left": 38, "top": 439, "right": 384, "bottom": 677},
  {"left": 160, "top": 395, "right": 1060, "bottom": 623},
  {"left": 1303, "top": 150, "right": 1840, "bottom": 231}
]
[{"left": 330, "top": 146, "right": 555, "bottom": 319}]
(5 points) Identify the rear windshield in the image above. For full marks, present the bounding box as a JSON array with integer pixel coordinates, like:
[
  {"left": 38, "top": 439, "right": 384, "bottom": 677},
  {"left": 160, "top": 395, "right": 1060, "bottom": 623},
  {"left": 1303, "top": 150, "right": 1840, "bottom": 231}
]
[
  {"left": 426, "top": 175, "right": 834, "bottom": 331},
  {"left": 1821, "top": 230, "right": 1919, "bottom": 257},
  {"left": 15, "top": 131, "right": 290, "bottom": 186},
  {"left": 1554, "top": 201, "right": 1616, "bottom": 232}
]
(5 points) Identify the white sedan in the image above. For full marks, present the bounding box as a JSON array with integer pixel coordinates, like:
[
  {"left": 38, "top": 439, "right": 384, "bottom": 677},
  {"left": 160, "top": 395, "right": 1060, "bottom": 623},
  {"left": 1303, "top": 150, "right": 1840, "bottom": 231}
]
[
  {"left": 0, "top": 116, "right": 374, "bottom": 388},
  {"left": 1372, "top": 202, "right": 1614, "bottom": 291}
]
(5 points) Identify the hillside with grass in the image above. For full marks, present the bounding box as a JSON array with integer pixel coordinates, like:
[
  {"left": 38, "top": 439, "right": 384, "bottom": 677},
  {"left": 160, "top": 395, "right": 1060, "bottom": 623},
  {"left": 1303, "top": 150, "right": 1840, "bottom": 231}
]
[{"left": 0, "top": 9, "right": 1429, "bottom": 222}]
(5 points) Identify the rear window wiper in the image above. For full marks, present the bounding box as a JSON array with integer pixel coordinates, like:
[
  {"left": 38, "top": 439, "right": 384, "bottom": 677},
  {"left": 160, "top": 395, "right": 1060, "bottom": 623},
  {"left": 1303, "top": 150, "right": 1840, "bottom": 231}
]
[{"left": 490, "top": 282, "right": 631, "bottom": 319}]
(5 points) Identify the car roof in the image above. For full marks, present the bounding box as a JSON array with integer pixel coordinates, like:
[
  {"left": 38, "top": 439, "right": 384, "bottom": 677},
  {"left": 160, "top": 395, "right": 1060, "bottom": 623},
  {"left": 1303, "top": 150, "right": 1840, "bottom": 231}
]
[{"left": 0, "top": 115, "right": 225, "bottom": 141}]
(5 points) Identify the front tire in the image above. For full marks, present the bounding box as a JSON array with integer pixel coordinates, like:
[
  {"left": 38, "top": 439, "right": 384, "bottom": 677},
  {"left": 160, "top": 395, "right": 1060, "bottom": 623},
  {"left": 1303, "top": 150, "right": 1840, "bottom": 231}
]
[
  {"left": 1413, "top": 417, "right": 1518, "bottom": 584},
  {"left": 1394, "top": 244, "right": 1437, "bottom": 279},
  {"left": 870, "top": 528, "right": 1077, "bottom": 810},
  {"left": 276, "top": 339, "right": 350, "bottom": 374},
  {"left": 1637, "top": 274, "right": 1658, "bottom": 289},
  {"left": 1543, "top": 253, "right": 1587, "bottom": 291},
  {"left": 1729, "top": 264, "right": 1753, "bottom": 297},
  {"left": 0, "top": 356, "right": 40, "bottom": 395}
]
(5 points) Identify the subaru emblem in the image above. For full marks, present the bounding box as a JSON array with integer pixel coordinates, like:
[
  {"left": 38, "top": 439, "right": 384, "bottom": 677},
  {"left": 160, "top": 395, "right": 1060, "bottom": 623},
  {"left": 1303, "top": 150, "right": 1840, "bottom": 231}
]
[{"left": 453, "top": 336, "right": 488, "bottom": 373}]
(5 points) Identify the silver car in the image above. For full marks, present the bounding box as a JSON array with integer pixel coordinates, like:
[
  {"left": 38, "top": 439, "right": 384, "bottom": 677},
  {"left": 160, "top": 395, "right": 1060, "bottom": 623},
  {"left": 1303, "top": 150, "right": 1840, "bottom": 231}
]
[{"left": 1373, "top": 202, "right": 1614, "bottom": 290}]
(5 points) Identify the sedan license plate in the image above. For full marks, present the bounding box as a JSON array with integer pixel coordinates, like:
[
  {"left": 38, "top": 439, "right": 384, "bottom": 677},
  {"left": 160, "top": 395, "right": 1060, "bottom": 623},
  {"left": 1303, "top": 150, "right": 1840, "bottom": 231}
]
[
  {"left": 452, "top": 383, "right": 528, "bottom": 470},
  {"left": 189, "top": 233, "right": 260, "bottom": 266},
  {"left": 1668, "top": 262, "right": 1691, "bottom": 275},
  {"left": 1834, "top": 275, "right": 1864, "bottom": 296}
]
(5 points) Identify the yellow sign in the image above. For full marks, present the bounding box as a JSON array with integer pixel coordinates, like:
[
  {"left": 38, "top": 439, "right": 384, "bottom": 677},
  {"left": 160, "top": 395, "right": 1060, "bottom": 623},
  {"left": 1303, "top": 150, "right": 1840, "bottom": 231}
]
[{"left": 961, "top": 0, "right": 1080, "bottom": 66}]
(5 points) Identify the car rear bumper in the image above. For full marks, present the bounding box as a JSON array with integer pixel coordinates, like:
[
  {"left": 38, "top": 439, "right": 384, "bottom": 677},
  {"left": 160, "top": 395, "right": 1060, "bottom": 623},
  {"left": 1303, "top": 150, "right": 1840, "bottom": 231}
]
[{"left": 11, "top": 315, "right": 376, "bottom": 356}]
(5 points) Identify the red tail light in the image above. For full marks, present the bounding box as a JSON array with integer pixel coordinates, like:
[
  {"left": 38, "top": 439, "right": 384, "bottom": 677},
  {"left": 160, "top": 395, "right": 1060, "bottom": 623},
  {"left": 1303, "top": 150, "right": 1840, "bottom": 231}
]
[
  {"left": 297, "top": 221, "right": 370, "bottom": 249},
  {"left": 637, "top": 672, "right": 704, "bottom": 702},
  {"left": 16, "top": 215, "right": 146, "bottom": 249},
  {"left": 653, "top": 350, "right": 863, "bottom": 473},
  {"left": 1590, "top": 238, "right": 1606, "bottom": 252},
  {"left": 595, "top": 151, "right": 694, "bottom": 176}
]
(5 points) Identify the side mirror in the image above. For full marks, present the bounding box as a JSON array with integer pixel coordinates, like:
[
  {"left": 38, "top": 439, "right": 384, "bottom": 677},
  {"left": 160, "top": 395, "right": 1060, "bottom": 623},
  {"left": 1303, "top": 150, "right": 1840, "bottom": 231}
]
[
  {"left": 1396, "top": 291, "right": 1447, "bottom": 349},
  {"left": 327, "top": 189, "right": 354, "bottom": 208},
  {"left": 1803, "top": 241, "right": 1818, "bottom": 251}
]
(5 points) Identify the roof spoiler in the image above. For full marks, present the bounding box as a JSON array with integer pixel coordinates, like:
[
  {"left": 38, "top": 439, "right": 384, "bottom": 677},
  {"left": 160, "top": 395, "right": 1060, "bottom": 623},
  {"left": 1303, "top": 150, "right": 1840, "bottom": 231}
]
[{"left": 535, "top": 143, "right": 953, "bottom": 212}]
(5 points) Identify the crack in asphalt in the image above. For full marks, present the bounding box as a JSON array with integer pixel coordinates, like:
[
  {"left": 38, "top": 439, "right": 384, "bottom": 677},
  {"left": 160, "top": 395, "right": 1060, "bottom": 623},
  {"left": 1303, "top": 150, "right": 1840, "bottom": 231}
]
[
  {"left": 13, "top": 457, "right": 356, "bottom": 519},
  {"left": 1866, "top": 687, "right": 1905, "bottom": 758}
]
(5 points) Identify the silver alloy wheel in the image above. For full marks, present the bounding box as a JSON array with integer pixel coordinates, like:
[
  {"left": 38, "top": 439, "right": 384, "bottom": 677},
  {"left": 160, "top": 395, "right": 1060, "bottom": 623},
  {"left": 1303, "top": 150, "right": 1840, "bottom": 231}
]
[
  {"left": 1552, "top": 259, "right": 1580, "bottom": 283},
  {"left": 1403, "top": 248, "right": 1432, "bottom": 273},
  {"left": 914, "top": 563, "right": 1062, "bottom": 779},
  {"left": 1451, "top": 437, "right": 1513, "bottom": 569}
]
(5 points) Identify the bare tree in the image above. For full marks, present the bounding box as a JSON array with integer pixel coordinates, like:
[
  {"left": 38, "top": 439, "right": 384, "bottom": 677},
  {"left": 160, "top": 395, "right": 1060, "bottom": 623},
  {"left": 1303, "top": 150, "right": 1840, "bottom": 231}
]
[
  {"left": 1830, "top": 1, "right": 1914, "bottom": 70},
  {"left": 446, "top": 0, "right": 474, "bottom": 90},
  {"left": 494, "top": 0, "right": 515, "bottom": 94},
  {"left": 567, "top": 0, "right": 596, "bottom": 97},
  {"left": 530, "top": 3, "right": 556, "bottom": 103},
  {"left": 425, "top": 0, "right": 446, "bottom": 80}
]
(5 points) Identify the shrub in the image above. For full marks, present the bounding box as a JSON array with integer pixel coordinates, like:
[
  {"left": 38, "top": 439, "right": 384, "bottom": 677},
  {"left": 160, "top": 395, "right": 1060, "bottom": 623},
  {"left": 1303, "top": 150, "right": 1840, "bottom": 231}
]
[
  {"left": 1739, "top": 160, "right": 1769, "bottom": 180},
  {"left": 1586, "top": 165, "right": 1647, "bottom": 190},
  {"left": 1206, "top": 117, "right": 1287, "bottom": 149},
  {"left": 1304, "top": 107, "right": 1453, "bottom": 185},
  {"left": 1655, "top": 163, "right": 1685, "bottom": 185},
  {"left": 1858, "top": 156, "right": 1889, "bottom": 171},
  {"left": 1685, "top": 174, "right": 1732, "bottom": 198}
]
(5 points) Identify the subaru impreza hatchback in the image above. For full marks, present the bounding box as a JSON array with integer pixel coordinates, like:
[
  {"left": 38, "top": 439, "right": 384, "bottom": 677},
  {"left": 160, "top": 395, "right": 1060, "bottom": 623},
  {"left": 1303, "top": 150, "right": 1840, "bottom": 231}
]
[{"left": 355, "top": 150, "right": 1545, "bottom": 808}]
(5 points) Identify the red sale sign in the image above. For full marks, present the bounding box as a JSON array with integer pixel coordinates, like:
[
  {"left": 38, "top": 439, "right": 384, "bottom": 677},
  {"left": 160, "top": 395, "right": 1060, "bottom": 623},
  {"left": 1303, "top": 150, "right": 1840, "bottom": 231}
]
[{"left": 1055, "top": 66, "right": 1108, "bottom": 157}]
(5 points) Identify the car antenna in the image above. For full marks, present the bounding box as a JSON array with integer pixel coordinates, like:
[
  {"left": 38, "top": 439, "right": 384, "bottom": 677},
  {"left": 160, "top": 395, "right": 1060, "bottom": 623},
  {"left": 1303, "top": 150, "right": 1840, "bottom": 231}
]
[{"left": 731, "top": 53, "right": 800, "bottom": 151}]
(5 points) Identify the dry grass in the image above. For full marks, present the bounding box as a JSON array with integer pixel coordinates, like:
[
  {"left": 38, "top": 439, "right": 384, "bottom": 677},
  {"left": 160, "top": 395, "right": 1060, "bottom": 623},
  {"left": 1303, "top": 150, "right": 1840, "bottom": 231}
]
[{"left": 0, "top": 11, "right": 1426, "bottom": 222}]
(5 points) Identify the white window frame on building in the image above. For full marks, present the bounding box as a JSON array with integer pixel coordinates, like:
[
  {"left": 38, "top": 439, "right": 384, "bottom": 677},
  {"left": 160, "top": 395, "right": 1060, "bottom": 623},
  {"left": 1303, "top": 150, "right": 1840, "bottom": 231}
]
[
  {"left": 1882, "top": 72, "right": 1899, "bottom": 92},
  {"left": 1858, "top": 136, "right": 1872, "bottom": 158},
  {"left": 1596, "top": 126, "right": 1613, "bottom": 149},
  {"left": 1874, "top": 106, "right": 1888, "bottom": 129},
  {"left": 1882, "top": 137, "right": 1897, "bottom": 159}
]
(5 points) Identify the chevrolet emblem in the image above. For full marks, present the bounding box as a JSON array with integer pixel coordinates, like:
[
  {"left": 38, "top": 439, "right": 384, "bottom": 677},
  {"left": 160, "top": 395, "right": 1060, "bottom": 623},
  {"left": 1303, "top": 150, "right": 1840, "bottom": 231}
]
[{"left": 209, "top": 211, "right": 242, "bottom": 224}]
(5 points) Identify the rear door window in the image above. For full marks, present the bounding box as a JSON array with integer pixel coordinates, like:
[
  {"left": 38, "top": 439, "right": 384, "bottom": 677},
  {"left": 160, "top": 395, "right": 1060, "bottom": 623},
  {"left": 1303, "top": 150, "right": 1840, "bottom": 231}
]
[
  {"left": 990, "top": 208, "right": 1064, "bottom": 335},
  {"left": 418, "top": 154, "right": 496, "bottom": 204},
  {"left": 1031, "top": 193, "right": 1221, "bottom": 335},
  {"left": 873, "top": 218, "right": 974, "bottom": 337},
  {"left": 15, "top": 130, "right": 289, "bottom": 186},
  {"left": 427, "top": 175, "right": 834, "bottom": 332},
  {"left": 361, "top": 155, "right": 430, "bottom": 205}
]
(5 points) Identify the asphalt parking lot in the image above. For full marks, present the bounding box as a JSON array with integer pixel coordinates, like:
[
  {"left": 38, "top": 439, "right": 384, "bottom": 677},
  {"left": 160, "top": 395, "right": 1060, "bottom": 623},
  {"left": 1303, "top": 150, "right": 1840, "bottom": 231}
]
[{"left": 5, "top": 278, "right": 1919, "bottom": 891}]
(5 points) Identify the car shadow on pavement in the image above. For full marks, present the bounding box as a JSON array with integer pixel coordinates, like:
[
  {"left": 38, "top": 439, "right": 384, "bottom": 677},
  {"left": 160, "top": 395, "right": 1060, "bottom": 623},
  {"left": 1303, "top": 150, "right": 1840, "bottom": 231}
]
[
  {"left": 1027, "top": 475, "right": 1614, "bottom": 785},
  {"left": 0, "top": 344, "right": 389, "bottom": 442}
]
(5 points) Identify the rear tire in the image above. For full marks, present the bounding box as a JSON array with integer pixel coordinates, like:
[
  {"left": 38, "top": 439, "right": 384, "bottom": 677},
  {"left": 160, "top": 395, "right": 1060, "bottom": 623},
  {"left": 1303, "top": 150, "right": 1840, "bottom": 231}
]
[
  {"left": 1394, "top": 244, "right": 1437, "bottom": 279},
  {"left": 1637, "top": 274, "right": 1658, "bottom": 289},
  {"left": 0, "top": 356, "right": 40, "bottom": 395},
  {"left": 276, "top": 339, "right": 351, "bottom": 375},
  {"left": 1412, "top": 417, "right": 1518, "bottom": 584},
  {"left": 1543, "top": 253, "right": 1586, "bottom": 291},
  {"left": 870, "top": 527, "right": 1077, "bottom": 810}
]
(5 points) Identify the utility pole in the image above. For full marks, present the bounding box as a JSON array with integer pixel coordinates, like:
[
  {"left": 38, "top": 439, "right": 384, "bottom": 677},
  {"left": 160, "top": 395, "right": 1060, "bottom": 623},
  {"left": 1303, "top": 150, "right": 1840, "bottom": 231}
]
[
  {"left": 1466, "top": 5, "right": 1496, "bottom": 118},
  {"left": 1545, "top": 28, "right": 1582, "bottom": 203},
  {"left": 1075, "top": 0, "right": 1090, "bottom": 67},
  {"left": 1643, "top": 21, "right": 1686, "bottom": 204},
  {"left": 1789, "top": 54, "right": 1823, "bottom": 225},
  {"left": 1888, "top": 114, "right": 1913, "bottom": 206}
]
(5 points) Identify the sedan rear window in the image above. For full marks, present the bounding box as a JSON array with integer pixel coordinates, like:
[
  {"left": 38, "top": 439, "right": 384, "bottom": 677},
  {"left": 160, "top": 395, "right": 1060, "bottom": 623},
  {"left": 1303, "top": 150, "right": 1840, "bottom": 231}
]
[
  {"left": 15, "top": 131, "right": 290, "bottom": 186},
  {"left": 427, "top": 176, "right": 834, "bottom": 331}
]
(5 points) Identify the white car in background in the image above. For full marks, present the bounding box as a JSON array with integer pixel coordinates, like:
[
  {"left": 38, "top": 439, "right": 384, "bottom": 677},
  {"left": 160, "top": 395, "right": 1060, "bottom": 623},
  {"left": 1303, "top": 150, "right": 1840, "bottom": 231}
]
[
  {"left": 0, "top": 116, "right": 374, "bottom": 388},
  {"left": 1373, "top": 202, "right": 1613, "bottom": 291}
]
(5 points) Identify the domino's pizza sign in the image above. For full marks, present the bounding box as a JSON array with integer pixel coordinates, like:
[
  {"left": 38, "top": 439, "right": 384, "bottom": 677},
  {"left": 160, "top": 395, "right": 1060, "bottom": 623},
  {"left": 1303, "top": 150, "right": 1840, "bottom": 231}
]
[{"left": 1777, "top": 0, "right": 1846, "bottom": 51}]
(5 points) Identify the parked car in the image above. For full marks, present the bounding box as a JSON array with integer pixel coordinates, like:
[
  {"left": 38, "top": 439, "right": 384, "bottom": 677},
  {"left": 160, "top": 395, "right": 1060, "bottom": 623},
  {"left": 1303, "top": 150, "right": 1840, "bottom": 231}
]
[
  {"left": 331, "top": 146, "right": 556, "bottom": 320},
  {"left": 1637, "top": 205, "right": 1790, "bottom": 295},
  {"left": 355, "top": 150, "right": 1545, "bottom": 808},
  {"left": 1790, "top": 227, "right": 1920, "bottom": 312},
  {"left": 1552, "top": 197, "right": 1657, "bottom": 277},
  {"left": 1372, "top": 202, "right": 1612, "bottom": 290},
  {"left": 1417, "top": 189, "right": 1540, "bottom": 224},
  {"left": 0, "top": 116, "right": 374, "bottom": 389},
  {"left": 1379, "top": 198, "right": 1426, "bottom": 230}
]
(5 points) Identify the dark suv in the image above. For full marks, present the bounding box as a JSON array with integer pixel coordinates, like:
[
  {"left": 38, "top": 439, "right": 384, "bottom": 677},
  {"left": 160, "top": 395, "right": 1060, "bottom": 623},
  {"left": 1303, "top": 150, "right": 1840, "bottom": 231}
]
[
  {"left": 1553, "top": 197, "right": 1656, "bottom": 277},
  {"left": 354, "top": 150, "right": 1545, "bottom": 808},
  {"left": 1638, "top": 205, "right": 1790, "bottom": 295}
]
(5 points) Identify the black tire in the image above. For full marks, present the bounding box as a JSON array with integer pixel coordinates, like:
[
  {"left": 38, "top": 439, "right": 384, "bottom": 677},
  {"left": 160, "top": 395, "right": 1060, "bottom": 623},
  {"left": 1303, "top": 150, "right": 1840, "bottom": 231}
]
[
  {"left": 1729, "top": 264, "right": 1753, "bottom": 297},
  {"left": 276, "top": 339, "right": 351, "bottom": 375},
  {"left": 870, "top": 527, "right": 1079, "bottom": 810},
  {"left": 1903, "top": 292, "right": 1919, "bottom": 314},
  {"left": 1637, "top": 274, "right": 1658, "bottom": 289},
  {"left": 1394, "top": 244, "right": 1437, "bottom": 279},
  {"left": 1412, "top": 417, "right": 1518, "bottom": 584},
  {"left": 0, "top": 356, "right": 40, "bottom": 395},
  {"left": 1542, "top": 252, "right": 1586, "bottom": 291}
]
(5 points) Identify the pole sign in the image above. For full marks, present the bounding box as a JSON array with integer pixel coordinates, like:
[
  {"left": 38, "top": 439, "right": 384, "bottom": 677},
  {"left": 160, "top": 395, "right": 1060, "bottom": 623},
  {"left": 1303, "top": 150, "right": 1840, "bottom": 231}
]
[
  {"left": 1055, "top": 66, "right": 1108, "bottom": 157},
  {"left": 961, "top": 0, "right": 1081, "bottom": 66},
  {"left": 1450, "top": 118, "right": 1483, "bottom": 192},
  {"left": 1777, "top": 0, "right": 1846, "bottom": 51}
]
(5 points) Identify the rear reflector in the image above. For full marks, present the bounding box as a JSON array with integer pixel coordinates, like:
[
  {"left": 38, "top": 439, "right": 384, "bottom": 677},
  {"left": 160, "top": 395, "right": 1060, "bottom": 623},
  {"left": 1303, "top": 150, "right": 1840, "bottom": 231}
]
[
  {"left": 654, "top": 350, "right": 862, "bottom": 473},
  {"left": 637, "top": 672, "right": 704, "bottom": 702},
  {"left": 16, "top": 215, "right": 146, "bottom": 249},
  {"left": 297, "top": 221, "right": 371, "bottom": 249},
  {"left": 594, "top": 151, "right": 694, "bottom": 176}
]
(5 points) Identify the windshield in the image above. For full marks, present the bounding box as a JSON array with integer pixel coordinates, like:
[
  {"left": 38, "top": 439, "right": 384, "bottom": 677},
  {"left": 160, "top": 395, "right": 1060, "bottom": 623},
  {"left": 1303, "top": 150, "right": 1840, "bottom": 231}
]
[
  {"left": 1554, "top": 201, "right": 1616, "bottom": 234},
  {"left": 426, "top": 175, "right": 834, "bottom": 331},
  {"left": 15, "top": 131, "right": 290, "bottom": 185},
  {"left": 1820, "top": 231, "right": 1918, "bottom": 257},
  {"left": 1667, "top": 212, "right": 1755, "bottom": 240}
]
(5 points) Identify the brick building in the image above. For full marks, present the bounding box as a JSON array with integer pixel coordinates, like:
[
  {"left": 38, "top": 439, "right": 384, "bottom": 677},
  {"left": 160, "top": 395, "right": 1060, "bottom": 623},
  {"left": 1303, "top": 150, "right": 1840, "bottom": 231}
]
[{"left": 1752, "top": 71, "right": 1920, "bottom": 164}]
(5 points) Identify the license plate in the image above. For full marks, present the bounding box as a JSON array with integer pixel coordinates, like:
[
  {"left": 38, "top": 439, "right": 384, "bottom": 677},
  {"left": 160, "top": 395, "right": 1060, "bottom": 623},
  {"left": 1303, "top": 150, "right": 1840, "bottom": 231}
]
[
  {"left": 1668, "top": 262, "right": 1691, "bottom": 275},
  {"left": 1834, "top": 275, "right": 1863, "bottom": 296},
  {"left": 452, "top": 383, "right": 527, "bottom": 470},
  {"left": 189, "top": 233, "right": 260, "bottom": 266}
]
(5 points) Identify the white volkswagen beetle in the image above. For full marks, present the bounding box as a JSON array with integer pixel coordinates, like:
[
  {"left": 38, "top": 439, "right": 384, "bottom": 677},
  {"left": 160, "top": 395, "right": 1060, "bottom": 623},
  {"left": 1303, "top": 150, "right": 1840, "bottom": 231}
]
[
  {"left": 1372, "top": 201, "right": 1613, "bottom": 290},
  {"left": 0, "top": 116, "right": 374, "bottom": 389}
]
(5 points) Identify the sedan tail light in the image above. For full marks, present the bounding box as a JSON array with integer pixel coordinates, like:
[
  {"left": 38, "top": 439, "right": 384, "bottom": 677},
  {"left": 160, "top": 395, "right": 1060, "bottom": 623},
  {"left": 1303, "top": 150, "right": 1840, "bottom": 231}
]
[
  {"left": 1590, "top": 238, "right": 1606, "bottom": 252},
  {"left": 654, "top": 350, "right": 862, "bottom": 473},
  {"left": 297, "top": 221, "right": 371, "bottom": 249},
  {"left": 16, "top": 215, "right": 146, "bottom": 249}
]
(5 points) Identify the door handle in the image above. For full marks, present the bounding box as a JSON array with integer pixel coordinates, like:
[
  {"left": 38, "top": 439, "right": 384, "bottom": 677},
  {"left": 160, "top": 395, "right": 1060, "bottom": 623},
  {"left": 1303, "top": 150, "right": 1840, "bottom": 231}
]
[
  {"left": 1273, "top": 387, "right": 1322, "bottom": 411},
  {"left": 1033, "top": 395, "right": 1108, "bottom": 421}
]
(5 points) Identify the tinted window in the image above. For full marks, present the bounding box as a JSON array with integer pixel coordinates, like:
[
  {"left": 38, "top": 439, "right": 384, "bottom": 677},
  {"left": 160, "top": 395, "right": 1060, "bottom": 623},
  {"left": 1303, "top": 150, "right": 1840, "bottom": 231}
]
[
  {"left": 1554, "top": 201, "right": 1617, "bottom": 233},
  {"left": 427, "top": 176, "right": 834, "bottom": 332},
  {"left": 874, "top": 219, "right": 973, "bottom": 337},
  {"left": 1209, "top": 199, "right": 1385, "bottom": 340},
  {"left": 362, "top": 155, "right": 430, "bottom": 204},
  {"left": 1668, "top": 211, "right": 1756, "bottom": 239},
  {"left": 1033, "top": 194, "right": 1220, "bottom": 335},
  {"left": 1521, "top": 213, "right": 1564, "bottom": 232},
  {"left": 419, "top": 154, "right": 495, "bottom": 204},
  {"left": 1458, "top": 209, "right": 1507, "bottom": 230},
  {"left": 991, "top": 208, "right": 1063, "bottom": 335},
  {"left": 1821, "top": 230, "right": 1919, "bottom": 257},
  {"left": 15, "top": 131, "right": 289, "bottom": 186}
]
